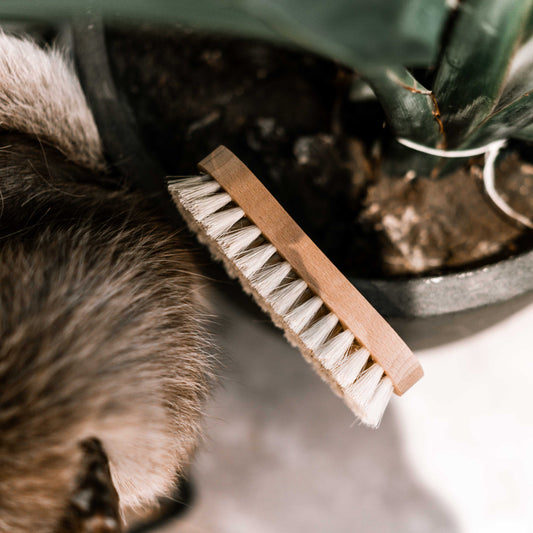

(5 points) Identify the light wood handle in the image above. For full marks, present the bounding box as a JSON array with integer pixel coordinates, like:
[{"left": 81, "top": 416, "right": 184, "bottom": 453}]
[{"left": 199, "top": 146, "right": 423, "bottom": 394}]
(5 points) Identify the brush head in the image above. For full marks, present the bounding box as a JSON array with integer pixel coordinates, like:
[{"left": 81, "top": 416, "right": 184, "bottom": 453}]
[{"left": 168, "top": 147, "right": 423, "bottom": 427}]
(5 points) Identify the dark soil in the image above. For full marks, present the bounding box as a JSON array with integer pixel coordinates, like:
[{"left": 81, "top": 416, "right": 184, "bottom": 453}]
[{"left": 106, "top": 25, "right": 533, "bottom": 278}]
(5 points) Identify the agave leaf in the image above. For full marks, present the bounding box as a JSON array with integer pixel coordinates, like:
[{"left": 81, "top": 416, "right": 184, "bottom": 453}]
[
  {"left": 433, "top": 91, "right": 533, "bottom": 179},
  {"left": 514, "top": 125, "right": 533, "bottom": 142},
  {"left": 0, "top": 0, "right": 450, "bottom": 69},
  {"left": 361, "top": 66, "right": 444, "bottom": 174},
  {"left": 437, "top": 86, "right": 533, "bottom": 176},
  {"left": 239, "top": 0, "right": 449, "bottom": 69},
  {"left": 462, "top": 29, "right": 533, "bottom": 147},
  {"left": 433, "top": 0, "right": 532, "bottom": 148},
  {"left": 525, "top": 6, "right": 533, "bottom": 41},
  {"left": 467, "top": 93, "right": 533, "bottom": 146},
  {"left": 496, "top": 37, "right": 533, "bottom": 111},
  {"left": 362, "top": 66, "right": 443, "bottom": 145}
]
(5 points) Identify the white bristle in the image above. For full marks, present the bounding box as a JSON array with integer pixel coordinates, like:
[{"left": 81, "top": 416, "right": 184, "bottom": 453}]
[
  {"left": 189, "top": 192, "right": 232, "bottom": 221},
  {"left": 285, "top": 296, "right": 323, "bottom": 334},
  {"left": 168, "top": 175, "right": 207, "bottom": 188},
  {"left": 300, "top": 313, "right": 339, "bottom": 351},
  {"left": 331, "top": 347, "right": 370, "bottom": 389},
  {"left": 267, "top": 279, "right": 308, "bottom": 315},
  {"left": 250, "top": 262, "right": 292, "bottom": 297},
  {"left": 345, "top": 363, "right": 385, "bottom": 412},
  {"left": 357, "top": 376, "right": 394, "bottom": 428},
  {"left": 315, "top": 330, "right": 355, "bottom": 370},
  {"left": 203, "top": 207, "right": 245, "bottom": 238},
  {"left": 220, "top": 225, "right": 262, "bottom": 258},
  {"left": 235, "top": 244, "right": 277, "bottom": 277},
  {"left": 178, "top": 179, "right": 221, "bottom": 201}
]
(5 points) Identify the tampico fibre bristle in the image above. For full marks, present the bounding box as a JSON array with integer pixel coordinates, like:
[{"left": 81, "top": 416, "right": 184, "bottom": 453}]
[{"left": 168, "top": 146, "right": 423, "bottom": 428}]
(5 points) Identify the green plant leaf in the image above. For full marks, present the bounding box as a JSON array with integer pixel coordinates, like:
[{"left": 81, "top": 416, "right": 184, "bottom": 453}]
[
  {"left": 495, "top": 37, "right": 533, "bottom": 112},
  {"left": 360, "top": 66, "right": 444, "bottom": 175},
  {"left": 524, "top": 6, "right": 533, "bottom": 41},
  {"left": 459, "top": 32, "right": 533, "bottom": 146},
  {"left": 513, "top": 124, "right": 533, "bottom": 142},
  {"left": 433, "top": 0, "right": 533, "bottom": 148},
  {"left": 467, "top": 93, "right": 533, "bottom": 145},
  {"left": 362, "top": 66, "right": 443, "bottom": 145},
  {"left": 0, "top": 0, "right": 450, "bottom": 69}
]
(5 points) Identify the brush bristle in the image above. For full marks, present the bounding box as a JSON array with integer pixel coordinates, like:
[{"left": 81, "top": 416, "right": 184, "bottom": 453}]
[
  {"left": 285, "top": 296, "right": 323, "bottom": 334},
  {"left": 331, "top": 347, "right": 369, "bottom": 388},
  {"left": 203, "top": 207, "right": 245, "bottom": 238},
  {"left": 169, "top": 174, "right": 394, "bottom": 427},
  {"left": 235, "top": 243, "right": 277, "bottom": 277},
  {"left": 315, "top": 330, "right": 354, "bottom": 370},
  {"left": 170, "top": 175, "right": 221, "bottom": 200},
  {"left": 267, "top": 279, "right": 308, "bottom": 315},
  {"left": 220, "top": 225, "right": 262, "bottom": 258},
  {"left": 250, "top": 262, "right": 292, "bottom": 297},
  {"left": 189, "top": 192, "right": 232, "bottom": 221},
  {"left": 360, "top": 376, "right": 394, "bottom": 429},
  {"left": 300, "top": 313, "right": 338, "bottom": 351}
]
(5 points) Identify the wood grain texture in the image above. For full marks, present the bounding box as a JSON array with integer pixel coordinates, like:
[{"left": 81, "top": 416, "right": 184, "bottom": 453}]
[{"left": 199, "top": 146, "right": 423, "bottom": 394}]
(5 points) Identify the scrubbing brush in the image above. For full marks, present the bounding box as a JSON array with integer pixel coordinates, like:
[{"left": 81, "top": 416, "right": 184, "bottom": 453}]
[{"left": 168, "top": 146, "right": 423, "bottom": 427}]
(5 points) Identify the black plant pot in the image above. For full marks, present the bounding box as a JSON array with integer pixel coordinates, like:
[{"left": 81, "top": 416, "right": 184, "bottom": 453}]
[
  {"left": 353, "top": 259, "right": 533, "bottom": 350},
  {"left": 71, "top": 19, "right": 533, "bottom": 351}
]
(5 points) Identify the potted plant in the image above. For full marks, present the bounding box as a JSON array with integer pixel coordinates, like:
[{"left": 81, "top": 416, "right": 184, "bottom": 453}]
[{"left": 4, "top": 0, "right": 533, "bottom": 348}]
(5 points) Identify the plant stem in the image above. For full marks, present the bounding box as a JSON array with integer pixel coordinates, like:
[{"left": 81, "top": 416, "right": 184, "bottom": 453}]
[{"left": 361, "top": 65, "right": 444, "bottom": 175}]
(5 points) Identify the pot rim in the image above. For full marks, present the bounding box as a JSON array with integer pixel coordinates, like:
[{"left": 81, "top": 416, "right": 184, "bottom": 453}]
[{"left": 352, "top": 245, "right": 533, "bottom": 318}]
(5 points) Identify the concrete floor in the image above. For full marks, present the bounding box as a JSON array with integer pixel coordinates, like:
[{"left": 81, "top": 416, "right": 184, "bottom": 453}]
[{"left": 155, "top": 284, "right": 533, "bottom": 533}]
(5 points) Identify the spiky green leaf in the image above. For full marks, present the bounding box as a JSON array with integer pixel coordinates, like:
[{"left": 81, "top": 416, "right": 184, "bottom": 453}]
[
  {"left": 433, "top": 0, "right": 532, "bottom": 147},
  {"left": 0, "top": 0, "right": 450, "bottom": 70}
]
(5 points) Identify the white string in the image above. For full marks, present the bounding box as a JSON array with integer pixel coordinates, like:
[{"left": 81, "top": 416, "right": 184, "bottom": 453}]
[
  {"left": 483, "top": 143, "right": 533, "bottom": 230},
  {"left": 397, "top": 137, "right": 507, "bottom": 158},
  {"left": 398, "top": 137, "right": 533, "bottom": 230}
]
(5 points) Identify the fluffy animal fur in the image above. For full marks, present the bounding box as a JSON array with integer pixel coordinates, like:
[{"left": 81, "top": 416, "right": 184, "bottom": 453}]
[{"left": 0, "top": 34, "right": 213, "bottom": 531}]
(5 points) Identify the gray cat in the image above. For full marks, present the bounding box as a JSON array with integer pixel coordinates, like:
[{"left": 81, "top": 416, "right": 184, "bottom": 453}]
[{"left": 0, "top": 34, "right": 213, "bottom": 532}]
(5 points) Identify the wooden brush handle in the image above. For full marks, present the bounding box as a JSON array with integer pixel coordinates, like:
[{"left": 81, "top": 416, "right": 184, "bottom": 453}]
[{"left": 199, "top": 146, "right": 423, "bottom": 395}]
